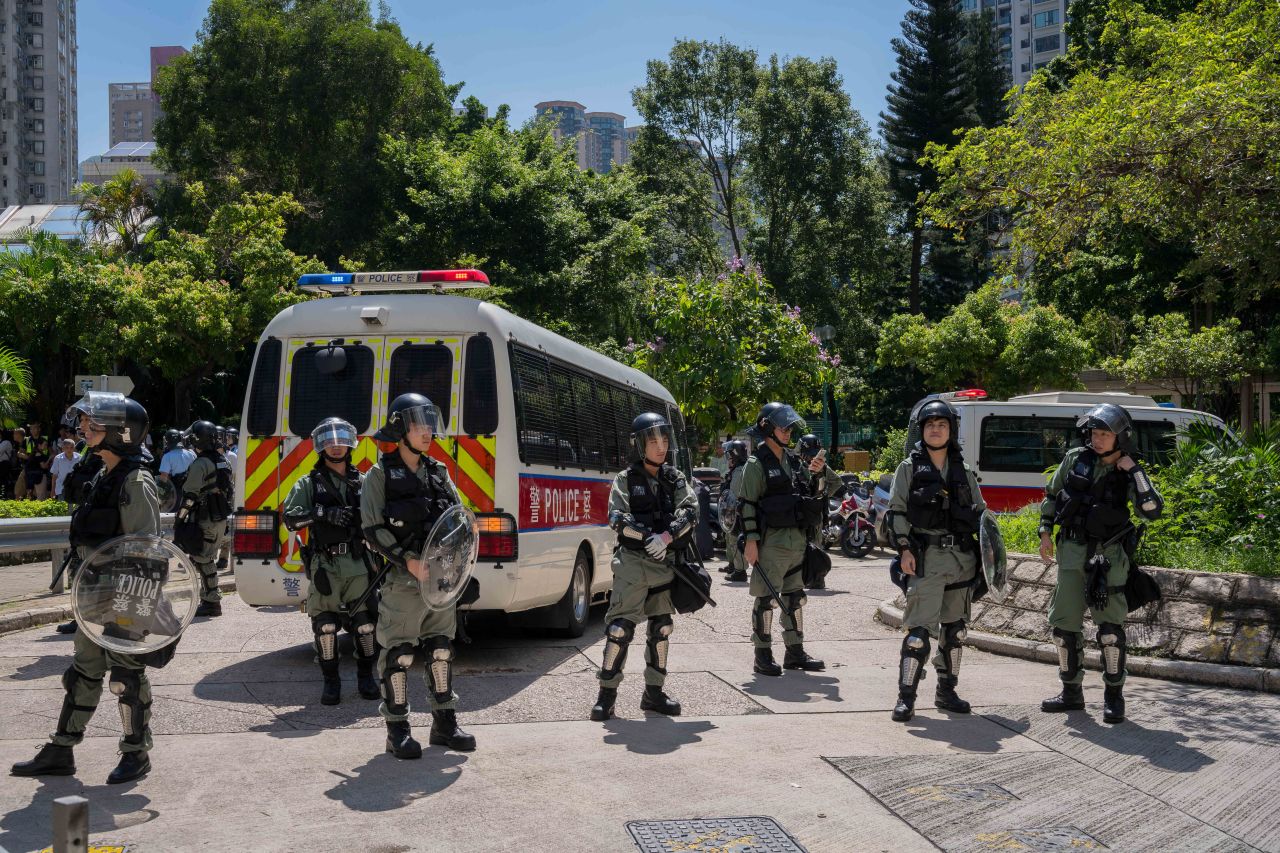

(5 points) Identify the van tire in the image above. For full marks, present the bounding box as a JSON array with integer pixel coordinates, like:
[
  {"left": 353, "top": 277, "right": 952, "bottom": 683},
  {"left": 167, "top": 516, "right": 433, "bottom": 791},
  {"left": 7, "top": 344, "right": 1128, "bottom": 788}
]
[{"left": 547, "top": 547, "right": 593, "bottom": 638}]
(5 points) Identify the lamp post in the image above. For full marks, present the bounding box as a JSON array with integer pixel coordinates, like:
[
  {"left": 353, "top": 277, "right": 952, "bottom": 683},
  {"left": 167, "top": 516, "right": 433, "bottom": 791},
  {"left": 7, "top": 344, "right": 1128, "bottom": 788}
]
[{"left": 813, "top": 325, "right": 838, "bottom": 458}]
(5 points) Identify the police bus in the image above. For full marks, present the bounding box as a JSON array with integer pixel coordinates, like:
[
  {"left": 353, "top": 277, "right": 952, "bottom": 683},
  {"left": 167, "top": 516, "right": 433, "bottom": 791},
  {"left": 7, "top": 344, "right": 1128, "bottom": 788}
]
[{"left": 230, "top": 269, "right": 690, "bottom": 636}]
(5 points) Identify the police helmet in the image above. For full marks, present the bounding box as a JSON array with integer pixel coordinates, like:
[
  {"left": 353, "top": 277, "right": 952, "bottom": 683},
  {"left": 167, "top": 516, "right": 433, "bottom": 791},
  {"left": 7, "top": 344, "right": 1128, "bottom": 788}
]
[
  {"left": 630, "top": 412, "right": 673, "bottom": 464},
  {"left": 66, "top": 391, "right": 149, "bottom": 456},
  {"left": 374, "top": 393, "right": 442, "bottom": 444},
  {"left": 312, "top": 417, "right": 358, "bottom": 458},
  {"left": 164, "top": 428, "right": 183, "bottom": 452},
  {"left": 1077, "top": 403, "right": 1133, "bottom": 452},
  {"left": 186, "top": 420, "right": 221, "bottom": 453},
  {"left": 909, "top": 399, "right": 961, "bottom": 451},
  {"left": 797, "top": 433, "right": 823, "bottom": 462},
  {"left": 724, "top": 439, "right": 749, "bottom": 467},
  {"left": 756, "top": 402, "right": 805, "bottom": 446},
  {"left": 226, "top": 427, "right": 239, "bottom": 445}
]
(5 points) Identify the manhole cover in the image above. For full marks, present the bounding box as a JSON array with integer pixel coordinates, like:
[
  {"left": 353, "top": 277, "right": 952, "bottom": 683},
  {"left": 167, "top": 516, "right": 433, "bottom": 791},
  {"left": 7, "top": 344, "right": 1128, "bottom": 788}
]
[
  {"left": 974, "top": 826, "right": 1107, "bottom": 851},
  {"left": 904, "top": 783, "right": 1018, "bottom": 804},
  {"left": 626, "top": 816, "right": 808, "bottom": 852}
]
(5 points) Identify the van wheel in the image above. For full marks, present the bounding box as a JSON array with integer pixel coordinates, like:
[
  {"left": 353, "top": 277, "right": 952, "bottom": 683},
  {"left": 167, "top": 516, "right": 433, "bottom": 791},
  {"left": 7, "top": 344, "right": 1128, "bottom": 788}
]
[{"left": 548, "top": 548, "right": 592, "bottom": 638}]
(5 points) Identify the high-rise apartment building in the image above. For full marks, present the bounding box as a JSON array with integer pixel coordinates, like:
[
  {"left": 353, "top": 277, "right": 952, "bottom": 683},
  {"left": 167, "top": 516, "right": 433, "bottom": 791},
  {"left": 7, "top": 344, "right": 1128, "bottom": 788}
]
[
  {"left": 962, "top": 0, "right": 1071, "bottom": 87},
  {"left": 0, "top": 0, "right": 78, "bottom": 206},
  {"left": 585, "top": 112, "right": 625, "bottom": 174},
  {"left": 534, "top": 100, "right": 632, "bottom": 173},
  {"left": 108, "top": 45, "right": 186, "bottom": 147}
]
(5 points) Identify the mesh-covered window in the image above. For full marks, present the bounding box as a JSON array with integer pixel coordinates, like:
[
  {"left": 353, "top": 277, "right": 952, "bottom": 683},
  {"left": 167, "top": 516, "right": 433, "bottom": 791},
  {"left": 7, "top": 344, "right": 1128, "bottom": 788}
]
[
  {"left": 246, "top": 338, "right": 282, "bottom": 436},
  {"left": 462, "top": 335, "right": 498, "bottom": 436},
  {"left": 979, "top": 415, "right": 1078, "bottom": 473},
  {"left": 288, "top": 344, "right": 375, "bottom": 437},
  {"left": 389, "top": 343, "right": 453, "bottom": 428},
  {"left": 511, "top": 345, "right": 561, "bottom": 466},
  {"left": 668, "top": 404, "right": 691, "bottom": 475}
]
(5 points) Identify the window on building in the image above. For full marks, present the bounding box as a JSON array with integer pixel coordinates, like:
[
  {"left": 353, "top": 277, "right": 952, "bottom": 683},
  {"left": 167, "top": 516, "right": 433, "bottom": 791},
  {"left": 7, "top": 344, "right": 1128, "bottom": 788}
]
[
  {"left": 30, "top": 161, "right": 44, "bottom": 175},
  {"left": 961, "top": 0, "right": 977, "bottom": 9},
  {"left": 27, "top": 12, "right": 43, "bottom": 26},
  {"left": 287, "top": 344, "right": 375, "bottom": 436},
  {"left": 1034, "top": 9, "right": 1061, "bottom": 27},
  {"left": 31, "top": 183, "right": 45, "bottom": 197},
  {"left": 27, "top": 97, "right": 43, "bottom": 112},
  {"left": 26, "top": 33, "right": 43, "bottom": 48},
  {"left": 28, "top": 76, "right": 43, "bottom": 91},
  {"left": 1035, "top": 34, "right": 1061, "bottom": 53},
  {"left": 29, "top": 55, "right": 43, "bottom": 69}
]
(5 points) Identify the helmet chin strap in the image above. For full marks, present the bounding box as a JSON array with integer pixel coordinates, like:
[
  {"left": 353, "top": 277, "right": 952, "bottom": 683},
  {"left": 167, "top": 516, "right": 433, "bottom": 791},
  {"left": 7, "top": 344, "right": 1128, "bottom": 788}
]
[{"left": 923, "top": 439, "right": 949, "bottom": 451}]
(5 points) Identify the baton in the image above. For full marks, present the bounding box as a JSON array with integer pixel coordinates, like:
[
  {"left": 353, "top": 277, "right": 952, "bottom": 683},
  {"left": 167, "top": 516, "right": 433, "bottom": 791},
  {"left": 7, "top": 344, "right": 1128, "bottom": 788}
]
[
  {"left": 749, "top": 561, "right": 793, "bottom": 620},
  {"left": 49, "top": 550, "right": 79, "bottom": 593}
]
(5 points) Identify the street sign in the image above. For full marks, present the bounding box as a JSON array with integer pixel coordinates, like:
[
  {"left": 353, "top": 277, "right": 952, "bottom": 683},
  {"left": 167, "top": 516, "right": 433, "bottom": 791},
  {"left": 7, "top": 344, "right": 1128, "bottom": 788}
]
[{"left": 73, "top": 374, "right": 135, "bottom": 395}]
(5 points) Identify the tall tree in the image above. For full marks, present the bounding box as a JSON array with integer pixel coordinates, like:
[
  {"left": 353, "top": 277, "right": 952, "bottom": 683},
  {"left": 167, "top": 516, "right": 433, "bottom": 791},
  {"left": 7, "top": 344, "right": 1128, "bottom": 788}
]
[
  {"left": 632, "top": 39, "right": 760, "bottom": 261},
  {"left": 154, "top": 0, "right": 456, "bottom": 265},
  {"left": 965, "top": 9, "right": 1011, "bottom": 130},
  {"left": 880, "top": 0, "right": 976, "bottom": 314},
  {"left": 75, "top": 170, "right": 154, "bottom": 258}
]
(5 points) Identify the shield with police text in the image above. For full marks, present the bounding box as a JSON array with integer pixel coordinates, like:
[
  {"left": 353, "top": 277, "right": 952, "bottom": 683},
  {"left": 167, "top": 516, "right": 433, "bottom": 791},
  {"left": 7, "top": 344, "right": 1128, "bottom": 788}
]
[
  {"left": 979, "top": 511, "right": 1009, "bottom": 603},
  {"left": 72, "top": 534, "right": 200, "bottom": 655},
  {"left": 418, "top": 504, "right": 480, "bottom": 611}
]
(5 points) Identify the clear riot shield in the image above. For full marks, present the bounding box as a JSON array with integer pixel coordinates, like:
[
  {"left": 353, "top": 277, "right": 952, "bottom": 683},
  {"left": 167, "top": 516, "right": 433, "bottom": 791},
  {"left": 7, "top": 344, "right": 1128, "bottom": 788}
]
[
  {"left": 418, "top": 504, "right": 480, "bottom": 611},
  {"left": 979, "top": 511, "right": 1009, "bottom": 603},
  {"left": 72, "top": 534, "right": 201, "bottom": 655}
]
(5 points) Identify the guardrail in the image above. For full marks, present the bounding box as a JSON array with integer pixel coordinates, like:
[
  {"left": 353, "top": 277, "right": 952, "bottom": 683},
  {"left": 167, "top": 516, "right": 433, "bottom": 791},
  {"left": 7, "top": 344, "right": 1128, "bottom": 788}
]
[{"left": 0, "top": 514, "right": 177, "bottom": 589}]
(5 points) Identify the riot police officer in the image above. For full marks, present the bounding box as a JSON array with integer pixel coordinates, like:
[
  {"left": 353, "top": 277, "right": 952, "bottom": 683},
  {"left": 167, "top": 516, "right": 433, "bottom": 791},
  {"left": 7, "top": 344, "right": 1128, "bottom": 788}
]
[
  {"left": 282, "top": 418, "right": 379, "bottom": 705},
  {"left": 738, "top": 403, "right": 839, "bottom": 676},
  {"left": 11, "top": 392, "right": 162, "bottom": 784},
  {"left": 721, "top": 439, "right": 750, "bottom": 582},
  {"left": 361, "top": 393, "right": 475, "bottom": 758},
  {"left": 590, "top": 413, "right": 698, "bottom": 722},
  {"left": 886, "top": 400, "right": 987, "bottom": 722},
  {"left": 176, "top": 420, "right": 233, "bottom": 617},
  {"left": 1038, "top": 403, "right": 1163, "bottom": 724}
]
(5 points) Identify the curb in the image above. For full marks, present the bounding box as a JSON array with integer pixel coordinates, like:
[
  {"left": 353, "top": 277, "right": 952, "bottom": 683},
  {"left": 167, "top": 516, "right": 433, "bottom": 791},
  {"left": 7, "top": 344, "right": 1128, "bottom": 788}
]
[
  {"left": 0, "top": 576, "right": 239, "bottom": 637},
  {"left": 875, "top": 598, "right": 1280, "bottom": 694}
]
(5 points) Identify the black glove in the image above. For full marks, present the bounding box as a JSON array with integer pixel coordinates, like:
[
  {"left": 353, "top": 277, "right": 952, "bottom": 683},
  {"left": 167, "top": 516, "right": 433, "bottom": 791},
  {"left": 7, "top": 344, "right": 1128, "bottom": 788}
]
[{"left": 321, "top": 506, "right": 354, "bottom": 527}]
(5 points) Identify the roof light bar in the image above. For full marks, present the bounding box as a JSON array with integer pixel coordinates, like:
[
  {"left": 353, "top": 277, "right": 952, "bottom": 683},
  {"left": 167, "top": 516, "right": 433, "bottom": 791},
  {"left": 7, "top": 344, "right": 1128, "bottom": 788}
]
[
  {"left": 944, "top": 388, "right": 988, "bottom": 400},
  {"left": 297, "top": 269, "right": 491, "bottom": 294}
]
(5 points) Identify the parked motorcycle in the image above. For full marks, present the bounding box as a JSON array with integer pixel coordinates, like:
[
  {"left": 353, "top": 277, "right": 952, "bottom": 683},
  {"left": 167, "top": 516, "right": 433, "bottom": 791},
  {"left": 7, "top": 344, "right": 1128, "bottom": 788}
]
[
  {"left": 872, "top": 473, "right": 893, "bottom": 549},
  {"left": 839, "top": 484, "right": 877, "bottom": 558}
]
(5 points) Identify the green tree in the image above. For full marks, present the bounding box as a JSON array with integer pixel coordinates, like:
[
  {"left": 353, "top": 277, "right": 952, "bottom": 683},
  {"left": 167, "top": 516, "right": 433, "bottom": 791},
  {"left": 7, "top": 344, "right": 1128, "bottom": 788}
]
[
  {"left": 632, "top": 39, "right": 760, "bottom": 260},
  {"left": 965, "top": 9, "right": 1011, "bottom": 128},
  {"left": 880, "top": 0, "right": 978, "bottom": 314},
  {"left": 1108, "top": 314, "right": 1258, "bottom": 413},
  {"left": 0, "top": 345, "right": 34, "bottom": 425},
  {"left": 75, "top": 170, "right": 154, "bottom": 257},
  {"left": 154, "top": 0, "right": 456, "bottom": 264},
  {"left": 626, "top": 265, "right": 834, "bottom": 437},
  {"left": 877, "top": 283, "right": 1091, "bottom": 399}
]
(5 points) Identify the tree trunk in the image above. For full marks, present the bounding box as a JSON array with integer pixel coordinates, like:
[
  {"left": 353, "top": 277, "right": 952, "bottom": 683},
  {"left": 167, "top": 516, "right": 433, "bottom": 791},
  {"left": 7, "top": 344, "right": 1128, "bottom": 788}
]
[
  {"left": 1241, "top": 373, "right": 1255, "bottom": 436},
  {"left": 908, "top": 222, "right": 923, "bottom": 314}
]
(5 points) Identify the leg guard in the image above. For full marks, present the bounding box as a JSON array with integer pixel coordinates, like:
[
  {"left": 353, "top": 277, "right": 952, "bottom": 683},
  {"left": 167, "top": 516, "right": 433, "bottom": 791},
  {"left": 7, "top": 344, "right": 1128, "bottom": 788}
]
[
  {"left": 426, "top": 636, "right": 454, "bottom": 706},
  {"left": 644, "top": 615, "right": 673, "bottom": 685},
  {"left": 937, "top": 620, "right": 967, "bottom": 678},
  {"left": 782, "top": 591, "right": 807, "bottom": 645},
  {"left": 108, "top": 667, "right": 149, "bottom": 749},
  {"left": 54, "top": 666, "right": 103, "bottom": 745},
  {"left": 599, "top": 618, "right": 635, "bottom": 684},
  {"left": 898, "top": 627, "right": 930, "bottom": 696},
  {"left": 199, "top": 564, "right": 220, "bottom": 601},
  {"left": 1052, "top": 627, "right": 1084, "bottom": 685},
  {"left": 349, "top": 610, "right": 378, "bottom": 661},
  {"left": 751, "top": 597, "right": 776, "bottom": 648},
  {"left": 1097, "top": 623, "right": 1127, "bottom": 687},
  {"left": 312, "top": 612, "right": 341, "bottom": 665},
  {"left": 381, "top": 642, "right": 417, "bottom": 717}
]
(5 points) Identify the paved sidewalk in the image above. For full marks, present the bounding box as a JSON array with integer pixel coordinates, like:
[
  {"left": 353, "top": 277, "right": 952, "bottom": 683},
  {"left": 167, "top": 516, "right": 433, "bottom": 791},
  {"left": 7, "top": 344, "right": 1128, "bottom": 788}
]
[{"left": 1, "top": 552, "right": 1276, "bottom": 852}]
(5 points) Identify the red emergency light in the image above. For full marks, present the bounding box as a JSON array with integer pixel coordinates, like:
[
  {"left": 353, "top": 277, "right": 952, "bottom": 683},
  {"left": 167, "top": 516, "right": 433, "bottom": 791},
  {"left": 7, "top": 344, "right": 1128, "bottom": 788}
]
[
  {"left": 951, "top": 388, "right": 988, "bottom": 400},
  {"left": 418, "top": 269, "right": 490, "bottom": 285}
]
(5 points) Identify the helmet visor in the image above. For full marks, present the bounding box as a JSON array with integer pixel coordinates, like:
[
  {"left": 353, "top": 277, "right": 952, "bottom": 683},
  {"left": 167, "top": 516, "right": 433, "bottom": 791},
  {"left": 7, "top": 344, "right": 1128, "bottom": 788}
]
[
  {"left": 67, "top": 391, "right": 128, "bottom": 427},
  {"left": 635, "top": 424, "right": 674, "bottom": 449},
  {"left": 401, "top": 403, "right": 443, "bottom": 434},
  {"left": 765, "top": 405, "right": 805, "bottom": 433},
  {"left": 1077, "top": 404, "right": 1129, "bottom": 435},
  {"left": 312, "top": 421, "right": 358, "bottom": 452}
]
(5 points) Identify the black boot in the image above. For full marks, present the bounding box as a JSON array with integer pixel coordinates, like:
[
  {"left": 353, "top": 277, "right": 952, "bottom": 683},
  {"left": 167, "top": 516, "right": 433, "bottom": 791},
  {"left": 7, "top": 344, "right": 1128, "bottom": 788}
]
[
  {"left": 385, "top": 721, "right": 422, "bottom": 760},
  {"left": 1103, "top": 685, "right": 1126, "bottom": 724},
  {"left": 55, "top": 620, "right": 77, "bottom": 635},
  {"left": 727, "top": 569, "right": 748, "bottom": 582},
  {"left": 640, "top": 685, "right": 681, "bottom": 716},
  {"left": 194, "top": 600, "right": 222, "bottom": 618},
  {"left": 106, "top": 752, "right": 150, "bottom": 785},
  {"left": 753, "top": 647, "right": 783, "bottom": 677},
  {"left": 590, "top": 687, "right": 617, "bottom": 722},
  {"left": 320, "top": 676, "right": 341, "bottom": 706},
  {"left": 356, "top": 659, "right": 380, "bottom": 700},
  {"left": 429, "top": 710, "right": 476, "bottom": 752},
  {"left": 10, "top": 743, "right": 75, "bottom": 777},
  {"left": 892, "top": 691, "right": 916, "bottom": 723},
  {"left": 934, "top": 675, "right": 971, "bottom": 714},
  {"left": 783, "top": 645, "right": 825, "bottom": 671},
  {"left": 1041, "top": 682, "right": 1086, "bottom": 712}
]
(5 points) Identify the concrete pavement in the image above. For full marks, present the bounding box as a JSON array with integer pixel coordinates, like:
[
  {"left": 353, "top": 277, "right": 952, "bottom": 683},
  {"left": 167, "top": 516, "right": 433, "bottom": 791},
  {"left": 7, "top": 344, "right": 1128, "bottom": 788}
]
[{"left": 1, "top": 551, "right": 1277, "bottom": 852}]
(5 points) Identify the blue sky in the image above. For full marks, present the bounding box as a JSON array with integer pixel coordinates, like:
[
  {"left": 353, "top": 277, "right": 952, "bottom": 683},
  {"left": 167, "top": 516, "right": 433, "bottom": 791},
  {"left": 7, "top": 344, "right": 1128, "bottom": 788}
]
[{"left": 78, "top": 0, "right": 912, "bottom": 158}]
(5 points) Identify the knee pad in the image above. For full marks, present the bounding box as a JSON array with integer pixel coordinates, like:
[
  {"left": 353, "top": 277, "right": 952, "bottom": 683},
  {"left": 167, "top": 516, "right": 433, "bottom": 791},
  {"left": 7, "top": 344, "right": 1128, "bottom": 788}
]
[
  {"left": 382, "top": 642, "right": 417, "bottom": 714},
  {"left": 109, "top": 666, "right": 147, "bottom": 743},
  {"left": 1052, "top": 627, "right": 1083, "bottom": 678},
  {"left": 903, "top": 626, "right": 931, "bottom": 657},
  {"left": 601, "top": 618, "right": 636, "bottom": 679},
  {"left": 753, "top": 596, "right": 776, "bottom": 639},
  {"left": 62, "top": 665, "right": 101, "bottom": 695},
  {"left": 1097, "top": 623, "right": 1126, "bottom": 678},
  {"left": 646, "top": 615, "right": 673, "bottom": 674},
  {"left": 786, "top": 591, "right": 807, "bottom": 637},
  {"left": 349, "top": 610, "right": 378, "bottom": 660},
  {"left": 899, "top": 627, "right": 931, "bottom": 690},
  {"left": 312, "top": 613, "right": 341, "bottom": 662},
  {"left": 648, "top": 614, "right": 673, "bottom": 638},
  {"left": 426, "top": 635, "right": 453, "bottom": 702},
  {"left": 939, "top": 620, "right": 966, "bottom": 675}
]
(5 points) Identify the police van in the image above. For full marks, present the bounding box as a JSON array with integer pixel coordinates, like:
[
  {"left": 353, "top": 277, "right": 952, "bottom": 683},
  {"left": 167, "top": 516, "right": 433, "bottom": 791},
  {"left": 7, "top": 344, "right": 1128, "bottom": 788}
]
[
  {"left": 931, "top": 389, "right": 1228, "bottom": 511},
  {"left": 230, "top": 269, "right": 690, "bottom": 636}
]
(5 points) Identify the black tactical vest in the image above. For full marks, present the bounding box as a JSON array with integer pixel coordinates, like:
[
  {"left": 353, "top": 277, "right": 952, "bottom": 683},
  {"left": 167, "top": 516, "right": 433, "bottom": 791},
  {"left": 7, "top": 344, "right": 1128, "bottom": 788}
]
[
  {"left": 69, "top": 457, "right": 143, "bottom": 549},
  {"left": 1052, "top": 449, "right": 1131, "bottom": 542},
  {"left": 380, "top": 451, "right": 451, "bottom": 547},
  {"left": 308, "top": 465, "right": 363, "bottom": 550},
  {"left": 904, "top": 448, "right": 982, "bottom": 534},
  {"left": 195, "top": 450, "right": 234, "bottom": 521},
  {"left": 62, "top": 451, "right": 104, "bottom": 504},
  {"left": 619, "top": 463, "right": 678, "bottom": 548},
  {"left": 754, "top": 446, "right": 825, "bottom": 530}
]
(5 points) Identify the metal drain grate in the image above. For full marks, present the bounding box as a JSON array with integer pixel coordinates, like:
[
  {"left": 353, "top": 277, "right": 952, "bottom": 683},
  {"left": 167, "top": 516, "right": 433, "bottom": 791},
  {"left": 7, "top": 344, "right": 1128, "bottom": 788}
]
[{"left": 626, "top": 816, "right": 808, "bottom": 852}]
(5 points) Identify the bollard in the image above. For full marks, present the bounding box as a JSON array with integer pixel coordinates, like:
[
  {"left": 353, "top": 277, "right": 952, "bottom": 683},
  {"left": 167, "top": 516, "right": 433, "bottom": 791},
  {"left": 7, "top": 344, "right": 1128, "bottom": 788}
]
[{"left": 51, "top": 795, "right": 88, "bottom": 853}]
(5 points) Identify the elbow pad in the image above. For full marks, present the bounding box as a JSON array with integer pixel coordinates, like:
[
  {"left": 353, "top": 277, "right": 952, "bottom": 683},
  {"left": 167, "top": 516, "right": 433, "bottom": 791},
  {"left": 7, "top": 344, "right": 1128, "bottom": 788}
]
[
  {"left": 610, "top": 511, "right": 651, "bottom": 546},
  {"left": 668, "top": 508, "right": 696, "bottom": 544},
  {"left": 1130, "top": 466, "right": 1163, "bottom": 518},
  {"left": 282, "top": 512, "right": 313, "bottom": 532},
  {"left": 177, "top": 495, "right": 199, "bottom": 522},
  {"left": 362, "top": 525, "right": 407, "bottom": 567}
]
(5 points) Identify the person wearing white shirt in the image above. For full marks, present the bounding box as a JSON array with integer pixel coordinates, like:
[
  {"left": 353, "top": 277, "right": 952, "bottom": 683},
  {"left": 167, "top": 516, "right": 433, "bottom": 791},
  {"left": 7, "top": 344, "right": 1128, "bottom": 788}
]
[{"left": 49, "top": 440, "right": 80, "bottom": 500}]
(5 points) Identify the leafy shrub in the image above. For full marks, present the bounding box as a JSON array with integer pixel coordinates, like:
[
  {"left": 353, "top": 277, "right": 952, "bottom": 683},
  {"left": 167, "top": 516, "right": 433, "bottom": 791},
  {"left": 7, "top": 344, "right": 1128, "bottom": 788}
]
[
  {"left": 0, "top": 499, "right": 69, "bottom": 519},
  {"left": 872, "top": 426, "right": 910, "bottom": 472}
]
